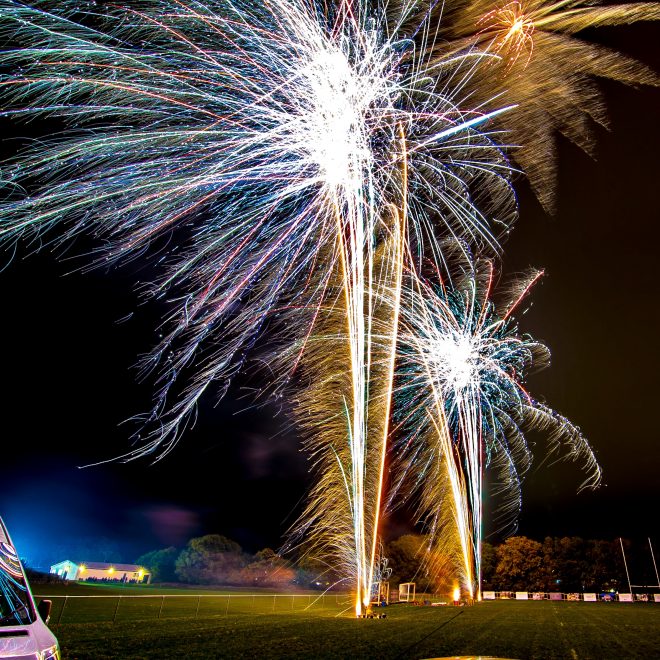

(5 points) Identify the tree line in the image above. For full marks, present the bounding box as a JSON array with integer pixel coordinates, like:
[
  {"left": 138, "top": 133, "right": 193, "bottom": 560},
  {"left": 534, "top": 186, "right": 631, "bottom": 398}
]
[
  {"left": 480, "top": 536, "right": 637, "bottom": 592},
  {"left": 136, "top": 535, "right": 329, "bottom": 588},
  {"left": 385, "top": 535, "right": 652, "bottom": 593},
  {"left": 136, "top": 533, "right": 654, "bottom": 593}
]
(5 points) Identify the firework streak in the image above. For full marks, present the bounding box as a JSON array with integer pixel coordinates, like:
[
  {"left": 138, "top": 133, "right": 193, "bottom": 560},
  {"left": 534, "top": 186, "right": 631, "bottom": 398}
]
[
  {"left": 426, "top": 0, "right": 660, "bottom": 209},
  {"left": 2, "top": 0, "right": 648, "bottom": 613}
]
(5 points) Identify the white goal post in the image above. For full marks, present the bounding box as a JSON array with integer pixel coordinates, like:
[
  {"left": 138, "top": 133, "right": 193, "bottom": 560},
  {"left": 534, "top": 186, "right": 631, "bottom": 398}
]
[{"left": 399, "top": 582, "right": 416, "bottom": 603}]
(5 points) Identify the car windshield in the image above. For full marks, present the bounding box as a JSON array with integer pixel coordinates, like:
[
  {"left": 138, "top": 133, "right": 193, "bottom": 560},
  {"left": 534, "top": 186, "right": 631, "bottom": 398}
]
[{"left": 0, "top": 541, "right": 35, "bottom": 626}]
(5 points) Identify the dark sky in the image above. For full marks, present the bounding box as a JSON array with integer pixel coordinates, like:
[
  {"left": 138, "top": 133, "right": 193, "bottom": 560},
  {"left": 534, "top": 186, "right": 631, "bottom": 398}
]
[{"left": 0, "top": 23, "right": 658, "bottom": 572}]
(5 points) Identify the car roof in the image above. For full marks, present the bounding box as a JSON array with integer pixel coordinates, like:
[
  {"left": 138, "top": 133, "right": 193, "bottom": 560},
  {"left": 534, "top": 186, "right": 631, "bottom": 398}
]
[{"left": 0, "top": 516, "right": 9, "bottom": 544}]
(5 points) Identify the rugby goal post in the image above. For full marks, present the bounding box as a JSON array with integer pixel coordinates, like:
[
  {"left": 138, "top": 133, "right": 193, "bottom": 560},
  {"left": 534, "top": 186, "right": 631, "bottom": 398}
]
[{"left": 399, "top": 582, "right": 416, "bottom": 603}]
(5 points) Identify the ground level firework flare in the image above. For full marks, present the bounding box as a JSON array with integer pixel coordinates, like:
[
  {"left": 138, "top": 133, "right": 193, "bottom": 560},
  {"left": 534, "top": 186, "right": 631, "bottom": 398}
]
[{"left": 1, "top": 0, "right": 649, "bottom": 614}]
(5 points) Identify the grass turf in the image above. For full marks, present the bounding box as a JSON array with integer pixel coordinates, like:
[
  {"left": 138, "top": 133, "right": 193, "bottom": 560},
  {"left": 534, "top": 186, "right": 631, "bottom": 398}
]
[{"left": 38, "top": 596, "right": 659, "bottom": 659}]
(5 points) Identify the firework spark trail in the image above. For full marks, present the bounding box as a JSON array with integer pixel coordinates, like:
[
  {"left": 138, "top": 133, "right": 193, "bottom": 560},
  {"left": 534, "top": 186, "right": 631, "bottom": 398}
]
[
  {"left": 0, "top": 0, "right": 520, "bottom": 614},
  {"left": 393, "top": 249, "right": 602, "bottom": 598},
  {"left": 286, "top": 198, "right": 408, "bottom": 612}
]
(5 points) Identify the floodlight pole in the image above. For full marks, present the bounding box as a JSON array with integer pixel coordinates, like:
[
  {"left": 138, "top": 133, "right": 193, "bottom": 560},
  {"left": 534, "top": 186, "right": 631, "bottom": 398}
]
[
  {"left": 619, "top": 537, "right": 633, "bottom": 594},
  {"left": 649, "top": 537, "right": 660, "bottom": 587}
]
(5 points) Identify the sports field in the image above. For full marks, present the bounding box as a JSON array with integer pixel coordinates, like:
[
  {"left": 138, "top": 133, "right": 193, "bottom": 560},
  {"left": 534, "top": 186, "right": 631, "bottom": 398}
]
[{"left": 34, "top": 584, "right": 659, "bottom": 659}]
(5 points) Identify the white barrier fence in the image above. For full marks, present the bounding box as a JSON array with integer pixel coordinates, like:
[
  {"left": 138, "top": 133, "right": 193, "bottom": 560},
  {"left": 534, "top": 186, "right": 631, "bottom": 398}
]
[{"left": 482, "top": 591, "right": 660, "bottom": 603}]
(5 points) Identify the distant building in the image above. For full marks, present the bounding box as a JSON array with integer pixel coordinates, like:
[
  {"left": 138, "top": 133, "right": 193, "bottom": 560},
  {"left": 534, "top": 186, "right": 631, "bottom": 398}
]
[{"left": 50, "top": 560, "right": 151, "bottom": 584}]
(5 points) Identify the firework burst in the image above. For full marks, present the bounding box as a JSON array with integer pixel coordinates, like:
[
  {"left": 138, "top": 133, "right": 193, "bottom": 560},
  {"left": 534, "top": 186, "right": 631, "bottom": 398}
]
[
  {"left": 392, "top": 247, "right": 602, "bottom": 598},
  {"left": 422, "top": 0, "right": 660, "bottom": 209}
]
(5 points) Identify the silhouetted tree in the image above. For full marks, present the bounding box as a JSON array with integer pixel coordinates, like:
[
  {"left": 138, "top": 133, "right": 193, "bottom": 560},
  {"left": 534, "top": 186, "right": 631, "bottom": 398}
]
[
  {"left": 540, "top": 536, "right": 558, "bottom": 591},
  {"left": 494, "top": 536, "right": 544, "bottom": 590},
  {"left": 481, "top": 542, "right": 497, "bottom": 589},
  {"left": 385, "top": 534, "right": 438, "bottom": 591},
  {"left": 136, "top": 547, "right": 178, "bottom": 583},
  {"left": 553, "top": 537, "right": 587, "bottom": 591},
  {"left": 293, "top": 556, "right": 339, "bottom": 589},
  {"left": 175, "top": 534, "right": 245, "bottom": 584},
  {"left": 240, "top": 548, "right": 295, "bottom": 587}
]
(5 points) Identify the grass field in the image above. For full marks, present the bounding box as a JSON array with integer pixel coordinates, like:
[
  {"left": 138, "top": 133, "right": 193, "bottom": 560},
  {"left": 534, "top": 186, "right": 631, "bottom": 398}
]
[{"left": 33, "top": 585, "right": 660, "bottom": 659}]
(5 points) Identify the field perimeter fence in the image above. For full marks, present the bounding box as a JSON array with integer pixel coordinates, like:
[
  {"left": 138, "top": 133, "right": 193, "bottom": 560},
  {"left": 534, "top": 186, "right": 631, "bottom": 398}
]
[
  {"left": 33, "top": 592, "right": 354, "bottom": 625},
  {"left": 482, "top": 591, "right": 660, "bottom": 602}
]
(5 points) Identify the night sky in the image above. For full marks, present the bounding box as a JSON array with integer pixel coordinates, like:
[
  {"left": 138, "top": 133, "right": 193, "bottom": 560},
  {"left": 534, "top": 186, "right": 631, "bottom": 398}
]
[{"left": 0, "top": 22, "right": 658, "bottom": 574}]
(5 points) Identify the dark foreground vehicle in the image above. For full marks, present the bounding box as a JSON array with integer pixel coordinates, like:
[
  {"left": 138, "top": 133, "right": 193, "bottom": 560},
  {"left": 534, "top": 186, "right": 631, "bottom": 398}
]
[{"left": 0, "top": 516, "right": 59, "bottom": 659}]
